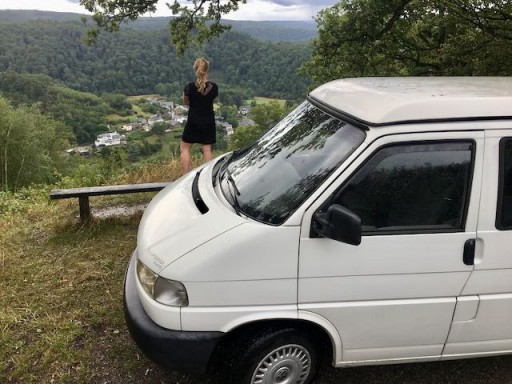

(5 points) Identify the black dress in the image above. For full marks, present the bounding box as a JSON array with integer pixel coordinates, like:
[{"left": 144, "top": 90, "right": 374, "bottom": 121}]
[{"left": 182, "top": 81, "right": 218, "bottom": 144}]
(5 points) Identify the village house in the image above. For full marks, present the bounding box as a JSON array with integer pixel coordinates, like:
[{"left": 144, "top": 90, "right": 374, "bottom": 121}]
[
  {"left": 156, "top": 100, "right": 175, "bottom": 110},
  {"left": 121, "top": 122, "right": 138, "bottom": 132},
  {"left": 66, "top": 147, "right": 91, "bottom": 156},
  {"left": 239, "top": 106, "right": 252, "bottom": 116},
  {"left": 141, "top": 115, "right": 164, "bottom": 132},
  {"left": 148, "top": 114, "right": 164, "bottom": 127},
  {"left": 172, "top": 115, "right": 187, "bottom": 124},
  {"left": 218, "top": 121, "right": 234, "bottom": 136},
  {"left": 173, "top": 105, "right": 189, "bottom": 116},
  {"left": 94, "top": 132, "right": 122, "bottom": 147}
]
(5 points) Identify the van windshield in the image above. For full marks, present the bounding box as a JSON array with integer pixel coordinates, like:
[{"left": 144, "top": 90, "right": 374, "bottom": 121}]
[{"left": 220, "top": 101, "right": 366, "bottom": 225}]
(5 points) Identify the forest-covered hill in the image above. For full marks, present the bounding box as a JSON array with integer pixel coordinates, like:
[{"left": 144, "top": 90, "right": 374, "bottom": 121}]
[
  {"left": 128, "top": 18, "right": 318, "bottom": 42},
  {"left": 0, "top": 71, "right": 111, "bottom": 143},
  {"left": 0, "top": 11, "right": 312, "bottom": 99},
  {"left": 0, "top": 10, "right": 317, "bottom": 42}
]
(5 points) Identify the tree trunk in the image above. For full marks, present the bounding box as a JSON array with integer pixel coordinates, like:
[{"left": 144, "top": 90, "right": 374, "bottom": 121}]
[{"left": 3, "top": 124, "right": 12, "bottom": 192}]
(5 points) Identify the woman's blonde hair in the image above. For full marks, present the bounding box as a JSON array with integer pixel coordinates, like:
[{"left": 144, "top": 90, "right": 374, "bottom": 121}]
[{"left": 194, "top": 58, "right": 209, "bottom": 95}]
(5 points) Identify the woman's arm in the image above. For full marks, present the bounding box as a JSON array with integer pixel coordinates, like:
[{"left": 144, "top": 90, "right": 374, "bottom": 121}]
[{"left": 183, "top": 93, "right": 190, "bottom": 106}]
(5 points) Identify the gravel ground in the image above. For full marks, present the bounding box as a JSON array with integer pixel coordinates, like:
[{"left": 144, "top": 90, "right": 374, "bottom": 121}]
[
  {"left": 96, "top": 341, "right": 512, "bottom": 384},
  {"left": 315, "top": 354, "right": 512, "bottom": 384}
]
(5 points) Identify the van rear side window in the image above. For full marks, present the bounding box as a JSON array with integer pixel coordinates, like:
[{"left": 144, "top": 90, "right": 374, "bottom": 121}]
[{"left": 497, "top": 138, "right": 512, "bottom": 229}]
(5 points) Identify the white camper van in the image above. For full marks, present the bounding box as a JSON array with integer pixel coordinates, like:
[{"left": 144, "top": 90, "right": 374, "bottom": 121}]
[{"left": 124, "top": 77, "right": 512, "bottom": 384}]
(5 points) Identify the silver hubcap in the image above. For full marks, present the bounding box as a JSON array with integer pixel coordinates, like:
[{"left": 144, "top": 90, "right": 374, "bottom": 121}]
[{"left": 251, "top": 344, "right": 311, "bottom": 384}]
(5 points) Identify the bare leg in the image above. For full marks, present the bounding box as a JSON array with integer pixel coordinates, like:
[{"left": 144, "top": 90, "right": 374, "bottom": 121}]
[
  {"left": 180, "top": 141, "right": 192, "bottom": 175},
  {"left": 202, "top": 144, "right": 213, "bottom": 163}
]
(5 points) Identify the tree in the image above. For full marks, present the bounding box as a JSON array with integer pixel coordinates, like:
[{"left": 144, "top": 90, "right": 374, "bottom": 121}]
[
  {"left": 219, "top": 105, "right": 239, "bottom": 128},
  {"left": 126, "top": 143, "right": 141, "bottom": 163},
  {"left": 228, "top": 102, "right": 285, "bottom": 150},
  {"left": 101, "top": 148, "right": 123, "bottom": 178},
  {"left": 228, "top": 124, "right": 265, "bottom": 151},
  {"left": 0, "top": 98, "right": 68, "bottom": 191},
  {"left": 251, "top": 102, "right": 284, "bottom": 129},
  {"left": 138, "top": 139, "right": 162, "bottom": 156},
  {"left": 0, "top": 20, "right": 310, "bottom": 101},
  {"left": 214, "top": 124, "right": 228, "bottom": 152},
  {"left": 218, "top": 86, "right": 249, "bottom": 108},
  {"left": 101, "top": 93, "right": 133, "bottom": 115},
  {"left": 80, "top": 0, "right": 246, "bottom": 55},
  {"left": 302, "top": 0, "right": 512, "bottom": 84},
  {"left": 151, "top": 122, "right": 168, "bottom": 135},
  {"left": 0, "top": 72, "right": 109, "bottom": 145}
]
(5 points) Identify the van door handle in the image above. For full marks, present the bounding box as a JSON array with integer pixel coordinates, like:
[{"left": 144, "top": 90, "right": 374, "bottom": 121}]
[{"left": 463, "top": 239, "right": 475, "bottom": 266}]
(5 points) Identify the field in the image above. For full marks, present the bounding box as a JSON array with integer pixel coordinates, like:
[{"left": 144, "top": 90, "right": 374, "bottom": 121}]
[
  {"left": 247, "top": 96, "right": 287, "bottom": 107},
  {"left": 126, "top": 94, "right": 160, "bottom": 101},
  {"left": 106, "top": 113, "right": 133, "bottom": 122}
]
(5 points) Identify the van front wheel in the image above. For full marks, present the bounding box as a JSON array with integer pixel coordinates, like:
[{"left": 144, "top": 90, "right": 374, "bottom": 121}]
[{"left": 227, "top": 328, "right": 320, "bottom": 384}]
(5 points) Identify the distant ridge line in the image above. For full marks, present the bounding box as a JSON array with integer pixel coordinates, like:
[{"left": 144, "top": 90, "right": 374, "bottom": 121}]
[{"left": 0, "top": 9, "right": 317, "bottom": 42}]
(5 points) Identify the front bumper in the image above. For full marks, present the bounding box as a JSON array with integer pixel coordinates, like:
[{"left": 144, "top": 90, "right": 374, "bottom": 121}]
[{"left": 123, "top": 252, "right": 224, "bottom": 374}]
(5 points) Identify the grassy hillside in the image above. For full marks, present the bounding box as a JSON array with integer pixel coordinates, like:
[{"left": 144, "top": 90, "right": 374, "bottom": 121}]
[{"left": 0, "top": 159, "right": 208, "bottom": 383}]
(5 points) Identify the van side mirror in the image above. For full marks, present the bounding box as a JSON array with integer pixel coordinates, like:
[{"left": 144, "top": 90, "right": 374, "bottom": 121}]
[{"left": 312, "top": 204, "right": 362, "bottom": 245}]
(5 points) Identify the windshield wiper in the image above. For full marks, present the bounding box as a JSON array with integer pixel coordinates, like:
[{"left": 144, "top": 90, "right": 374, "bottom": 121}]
[
  {"left": 225, "top": 168, "right": 240, "bottom": 196},
  {"left": 222, "top": 167, "right": 242, "bottom": 215}
]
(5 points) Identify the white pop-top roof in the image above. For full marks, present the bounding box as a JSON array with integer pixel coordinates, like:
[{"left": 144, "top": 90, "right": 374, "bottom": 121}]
[{"left": 309, "top": 77, "right": 512, "bottom": 126}]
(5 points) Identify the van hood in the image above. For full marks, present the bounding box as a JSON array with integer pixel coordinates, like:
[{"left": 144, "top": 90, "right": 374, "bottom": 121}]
[{"left": 137, "top": 161, "right": 245, "bottom": 273}]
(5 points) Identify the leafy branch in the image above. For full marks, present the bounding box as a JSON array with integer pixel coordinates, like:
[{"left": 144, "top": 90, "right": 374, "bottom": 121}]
[{"left": 80, "top": 0, "right": 246, "bottom": 55}]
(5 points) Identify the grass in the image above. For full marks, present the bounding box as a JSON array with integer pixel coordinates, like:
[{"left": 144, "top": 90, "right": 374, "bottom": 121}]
[
  {"left": 253, "top": 97, "right": 286, "bottom": 107},
  {"left": 106, "top": 113, "right": 130, "bottom": 122},
  {"left": 126, "top": 95, "right": 159, "bottom": 101},
  {"left": 0, "top": 158, "right": 205, "bottom": 384}
]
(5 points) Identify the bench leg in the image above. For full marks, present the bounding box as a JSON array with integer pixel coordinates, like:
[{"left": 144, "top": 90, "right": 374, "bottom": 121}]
[{"left": 79, "top": 196, "right": 90, "bottom": 223}]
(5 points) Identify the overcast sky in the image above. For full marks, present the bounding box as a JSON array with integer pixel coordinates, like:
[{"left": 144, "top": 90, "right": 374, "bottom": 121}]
[{"left": 0, "top": 0, "right": 338, "bottom": 21}]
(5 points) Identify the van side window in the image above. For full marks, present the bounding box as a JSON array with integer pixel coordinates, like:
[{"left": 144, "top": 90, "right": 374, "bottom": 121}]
[
  {"left": 497, "top": 138, "right": 512, "bottom": 229},
  {"left": 332, "top": 141, "right": 474, "bottom": 234}
]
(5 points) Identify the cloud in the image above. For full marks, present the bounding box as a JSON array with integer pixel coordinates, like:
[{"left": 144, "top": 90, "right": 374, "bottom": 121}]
[
  {"left": 0, "top": 0, "right": 337, "bottom": 20},
  {"left": 0, "top": 0, "right": 89, "bottom": 14},
  {"left": 224, "top": 0, "right": 337, "bottom": 20},
  {"left": 269, "top": 0, "right": 337, "bottom": 6}
]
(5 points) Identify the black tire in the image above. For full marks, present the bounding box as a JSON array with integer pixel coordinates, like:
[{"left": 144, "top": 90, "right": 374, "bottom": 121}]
[{"left": 225, "top": 327, "right": 320, "bottom": 384}]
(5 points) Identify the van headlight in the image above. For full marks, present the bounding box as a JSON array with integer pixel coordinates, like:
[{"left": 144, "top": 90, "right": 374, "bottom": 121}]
[{"left": 136, "top": 260, "right": 189, "bottom": 307}]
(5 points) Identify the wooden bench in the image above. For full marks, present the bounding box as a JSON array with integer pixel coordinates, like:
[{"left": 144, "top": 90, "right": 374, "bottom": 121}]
[{"left": 50, "top": 182, "right": 172, "bottom": 223}]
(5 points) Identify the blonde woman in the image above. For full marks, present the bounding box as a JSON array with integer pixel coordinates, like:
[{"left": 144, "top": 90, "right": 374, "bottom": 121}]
[{"left": 181, "top": 58, "right": 219, "bottom": 174}]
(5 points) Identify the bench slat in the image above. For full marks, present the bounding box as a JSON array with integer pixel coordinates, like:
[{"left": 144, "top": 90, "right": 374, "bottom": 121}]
[
  {"left": 50, "top": 182, "right": 172, "bottom": 223},
  {"left": 50, "top": 182, "right": 171, "bottom": 199}
]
